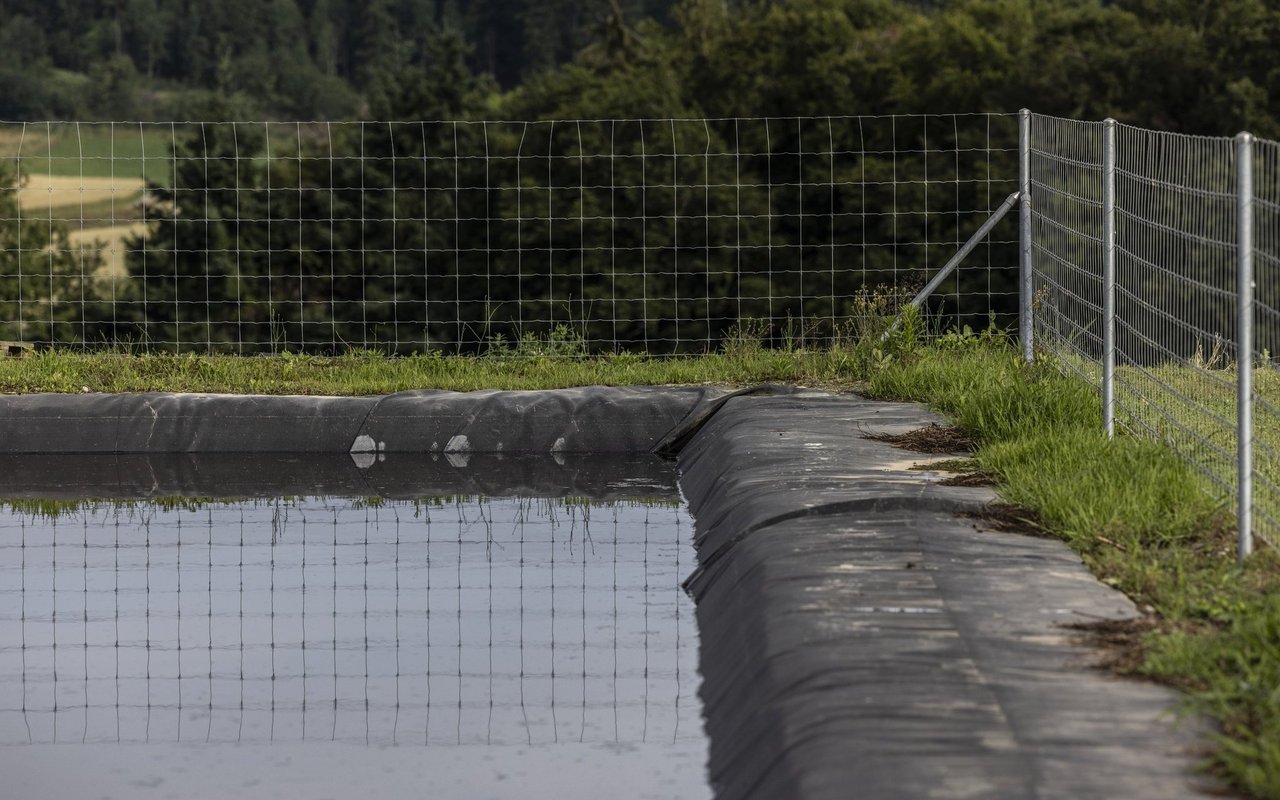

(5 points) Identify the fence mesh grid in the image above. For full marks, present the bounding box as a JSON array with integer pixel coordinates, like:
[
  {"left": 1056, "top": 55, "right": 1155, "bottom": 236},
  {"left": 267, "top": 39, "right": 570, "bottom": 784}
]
[
  {"left": 7, "top": 109, "right": 1280, "bottom": 548},
  {"left": 0, "top": 116, "right": 1017, "bottom": 354},
  {"left": 1031, "top": 112, "right": 1279, "bottom": 548},
  {"left": 0, "top": 496, "right": 701, "bottom": 746},
  {"left": 1254, "top": 139, "right": 1280, "bottom": 542},
  {"left": 1027, "top": 114, "right": 1104, "bottom": 382}
]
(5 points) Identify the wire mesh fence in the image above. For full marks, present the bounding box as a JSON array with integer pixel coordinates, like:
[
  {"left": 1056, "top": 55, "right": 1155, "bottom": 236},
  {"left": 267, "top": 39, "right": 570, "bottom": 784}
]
[
  {"left": 0, "top": 495, "right": 701, "bottom": 746},
  {"left": 8, "top": 109, "right": 1277, "bottom": 548},
  {"left": 1029, "top": 111, "right": 1279, "bottom": 551},
  {"left": 0, "top": 116, "right": 1018, "bottom": 354},
  {"left": 1253, "top": 139, "right": 1280, "bottom": 549},
  {"left": 1027, "top": 114, "right": 1105, "bottom": 375}
]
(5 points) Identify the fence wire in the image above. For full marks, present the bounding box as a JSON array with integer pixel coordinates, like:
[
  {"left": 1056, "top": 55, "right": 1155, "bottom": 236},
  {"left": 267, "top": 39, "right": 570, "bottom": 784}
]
[
  {"left": 1028, "top": 114, "right": 1105, "bottom": 380},
  {"left": 0, "top": 496, "right": 701, "bottom": 746},
  {"left": 1252, "top": 139, "right": 1280, "bottom": 543},
  {"left": 1031, "top": 112, "right": 1278, "bottom": 548},
  {"left": 0, "top": 116, "right": 1017, "bottom": 354}
]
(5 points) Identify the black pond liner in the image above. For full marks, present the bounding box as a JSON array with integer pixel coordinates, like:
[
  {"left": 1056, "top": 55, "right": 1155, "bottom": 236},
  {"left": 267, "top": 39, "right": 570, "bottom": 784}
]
[
  {"left": 0, "top": 385, "right": 1213, "bottom": 800},
  {"left": 0, "top": 385, "right": 786, "bottom": 455},
  {"left": 0, "top": 384, "right": 809, "bottom": 799}
]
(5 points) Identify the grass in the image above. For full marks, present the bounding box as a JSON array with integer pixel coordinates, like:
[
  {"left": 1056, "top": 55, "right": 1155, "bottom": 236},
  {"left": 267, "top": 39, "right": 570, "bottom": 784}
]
[
  {"left": 864, "top": 340, "right": 1280, "bottom": 798},
  {"left": 0, "top": 317, "right": 1278, "bottom": 796},
  {"left": 0, "top": 123, "right": 175, "bottom": 183},
  {"left": 0, "top": 347, "right": 864, "bottom": 395},
  {"left": 1049, "top": 345, "right": 1280, "bottom": 545},
  {"left": 1117, "top": 363, "right": 1280, "bottom": 542}
]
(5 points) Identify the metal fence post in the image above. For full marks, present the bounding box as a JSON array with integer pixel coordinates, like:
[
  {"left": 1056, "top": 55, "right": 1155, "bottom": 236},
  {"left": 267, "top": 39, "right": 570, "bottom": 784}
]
[
  {"left": 1102, "top": 120, "right": 1117, "bottom": 437},
  {"left": 1019, "top": 109, "right": 1034, "bottom": 363},
  {"left": 1237, "top": 131, "right": 1255, "bottom": 562}
]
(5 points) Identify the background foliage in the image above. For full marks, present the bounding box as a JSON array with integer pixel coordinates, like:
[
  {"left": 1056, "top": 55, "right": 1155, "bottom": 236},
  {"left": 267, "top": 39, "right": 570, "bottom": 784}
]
[
  {"left": 1, "top": 0, "right": 1275, "bottom": 351},
  {"left": 0, "top": 0, "right": 1277, "bottom": 136}
]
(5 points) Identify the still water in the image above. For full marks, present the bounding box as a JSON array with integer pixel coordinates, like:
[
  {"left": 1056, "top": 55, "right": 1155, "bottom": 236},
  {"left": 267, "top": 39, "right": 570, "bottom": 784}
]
[{"left": 0, "top": 485, "right": 708, "bottom": 798}]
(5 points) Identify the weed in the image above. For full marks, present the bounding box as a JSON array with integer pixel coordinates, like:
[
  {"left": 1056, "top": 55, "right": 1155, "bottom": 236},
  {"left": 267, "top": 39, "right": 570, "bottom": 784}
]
[{"left": 721, "top": 319, "right": 770, "bottom": 357}]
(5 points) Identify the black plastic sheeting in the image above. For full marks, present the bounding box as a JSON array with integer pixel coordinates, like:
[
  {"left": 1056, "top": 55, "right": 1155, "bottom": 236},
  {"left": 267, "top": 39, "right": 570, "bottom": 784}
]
[
  {"left": 0, "top": 385, "right": 1214, "bottom": 800},
  {"left": 676, "top": 393, "right": 1216, "bottom": 800},
  {"left": 0, "top": 453, "right": 680, "bottom": 503},
  {"left": 0, "top": 386, "right": 734, "bottom": 454}
]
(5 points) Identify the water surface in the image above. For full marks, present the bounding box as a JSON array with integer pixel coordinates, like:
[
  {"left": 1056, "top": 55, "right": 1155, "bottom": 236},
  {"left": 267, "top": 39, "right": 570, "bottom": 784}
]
[{"left": 0, "top": 476, "right": 708, "bottom": 799}]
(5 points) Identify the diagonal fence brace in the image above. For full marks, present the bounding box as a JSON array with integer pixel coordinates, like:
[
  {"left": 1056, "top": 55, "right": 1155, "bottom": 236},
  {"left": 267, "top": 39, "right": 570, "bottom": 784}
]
[{"left": 882, "top": 190, "right": 1022, "bottom": 339}]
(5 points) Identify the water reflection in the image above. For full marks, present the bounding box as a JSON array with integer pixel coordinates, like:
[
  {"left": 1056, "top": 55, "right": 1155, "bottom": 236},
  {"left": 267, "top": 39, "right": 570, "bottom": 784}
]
[
  {"left": 0, "top": 495, "right": 701, "bottom": 752},
  {"left": 0, "top": 452, "right": 680, "bottom": 503}
]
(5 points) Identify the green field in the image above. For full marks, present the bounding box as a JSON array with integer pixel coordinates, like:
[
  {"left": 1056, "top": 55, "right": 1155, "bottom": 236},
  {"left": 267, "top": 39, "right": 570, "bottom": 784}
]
[
  {"left": 0, "top": 122, "right": 326, "bottom": 184},
  {"left": 0, "top": 123, "right": 176, "bottom": 183}
]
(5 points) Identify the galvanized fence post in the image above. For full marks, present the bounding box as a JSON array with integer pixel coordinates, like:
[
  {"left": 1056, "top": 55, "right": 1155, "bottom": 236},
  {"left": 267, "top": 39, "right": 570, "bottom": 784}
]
[
  {"left": 1019, "top": 109, "right": 1034, "bottom": 363},
  {"left": 1102, "top": 120, "right": 1117, "bottom": 437},
  {"left": 1237, "top": 131, "right": 1255, "bottom": 562}
]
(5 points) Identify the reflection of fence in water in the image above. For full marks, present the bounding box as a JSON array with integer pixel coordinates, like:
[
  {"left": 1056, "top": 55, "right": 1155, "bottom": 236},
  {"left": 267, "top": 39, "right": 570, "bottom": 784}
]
[{"left": 0, "top": 496, "right": 700, "bottom": 746}]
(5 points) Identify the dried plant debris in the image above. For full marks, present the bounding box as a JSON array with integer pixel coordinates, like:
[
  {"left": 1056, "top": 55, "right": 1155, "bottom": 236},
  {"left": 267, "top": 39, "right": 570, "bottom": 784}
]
[
  {"left": 908, "top": 457, "right": 980, "bottom": 473},
  {"left": 867, "top": 424, "right": 974, "bottom": 454},
  {"left": 905, "top": 456, "right": 996, "bottom": 486},
  {"left": 1064, "top": 616, "right": 1161, "bottom": 677},
  {"left": 939, "top": 471, "right": 997, "bottom": 487},
  {"left": 960, "top": 502, "right": 1051, "bottom": 537}
]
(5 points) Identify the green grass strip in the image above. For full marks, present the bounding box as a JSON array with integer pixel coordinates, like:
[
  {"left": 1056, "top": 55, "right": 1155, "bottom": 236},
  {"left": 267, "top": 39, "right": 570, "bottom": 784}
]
[
  {"left": 865, "top": 341, "right": 1280, "bottom": 798},
  {"left": 0, "top": 346, "right": 866, "bottom": 395}
]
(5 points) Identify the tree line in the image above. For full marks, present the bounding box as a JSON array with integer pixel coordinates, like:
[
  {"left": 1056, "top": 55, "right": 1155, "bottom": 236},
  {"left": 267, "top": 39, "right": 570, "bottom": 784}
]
[
  {"left": 2, "top": 0, "right": 1277, "bottom": 137},
  {"left": 3, "top": 115, "right": 1016, "bottom": 353},
  {"left": 2, "top": 0, "right": 1277, "bottom": 352},
  {"left": 0, "top": 0, "right": 684, "bottom": 120}
]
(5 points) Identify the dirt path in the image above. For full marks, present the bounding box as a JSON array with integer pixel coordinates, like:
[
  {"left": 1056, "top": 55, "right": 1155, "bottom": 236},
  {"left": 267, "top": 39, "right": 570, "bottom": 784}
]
[
  {"left": 16, "top": 174, "right": 145, "bottom": 211},
  {"left": 65, "top": 222, "right": 150, "bottom": 277}
]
